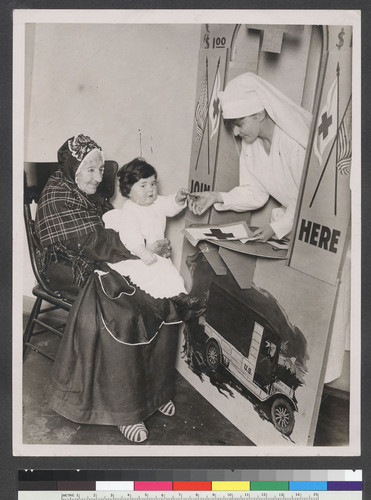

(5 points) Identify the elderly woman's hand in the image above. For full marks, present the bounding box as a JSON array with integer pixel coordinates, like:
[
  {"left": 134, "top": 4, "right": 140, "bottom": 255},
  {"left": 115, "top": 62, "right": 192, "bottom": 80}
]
[
  {"left": 188, "top": 191, "right": 223, "bottom": 215},
  {"left": 149, "top": 238, "right": 172, "bottom": 258}
]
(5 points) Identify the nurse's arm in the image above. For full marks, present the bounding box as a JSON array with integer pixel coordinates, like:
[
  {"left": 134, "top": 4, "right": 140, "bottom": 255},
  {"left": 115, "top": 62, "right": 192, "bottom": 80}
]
[{"left": 214, "top": 185, "right": 269, "bottom": 212}]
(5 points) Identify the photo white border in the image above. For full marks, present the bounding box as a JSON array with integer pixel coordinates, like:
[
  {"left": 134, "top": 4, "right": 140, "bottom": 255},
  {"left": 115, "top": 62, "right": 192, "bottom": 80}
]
[{"left": 13, "top": 8, "right": 362, "bottom": 457}]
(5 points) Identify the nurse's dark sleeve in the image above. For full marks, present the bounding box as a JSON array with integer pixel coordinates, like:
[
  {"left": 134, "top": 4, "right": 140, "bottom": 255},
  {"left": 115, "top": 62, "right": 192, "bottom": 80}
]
[{"left": 66, "top": 226, "right": 138, "bottom": 263}]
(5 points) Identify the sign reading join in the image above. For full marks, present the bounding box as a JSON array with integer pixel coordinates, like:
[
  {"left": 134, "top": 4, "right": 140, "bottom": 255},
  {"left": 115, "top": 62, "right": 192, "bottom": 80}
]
[{"left": 190, "top": 179, "right": 211, "bottom": 193}]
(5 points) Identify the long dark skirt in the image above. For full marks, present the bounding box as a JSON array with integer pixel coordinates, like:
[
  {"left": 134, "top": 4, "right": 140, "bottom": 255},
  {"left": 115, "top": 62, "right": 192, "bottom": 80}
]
[{"left": 48, "top": 270, "right": 181, "bottom": 425}]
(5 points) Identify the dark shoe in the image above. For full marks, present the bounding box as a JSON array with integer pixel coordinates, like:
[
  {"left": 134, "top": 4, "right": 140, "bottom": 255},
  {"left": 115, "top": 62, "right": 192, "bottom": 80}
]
[{"left": 171, "top": 293, "right": 206, "bottom": 321}]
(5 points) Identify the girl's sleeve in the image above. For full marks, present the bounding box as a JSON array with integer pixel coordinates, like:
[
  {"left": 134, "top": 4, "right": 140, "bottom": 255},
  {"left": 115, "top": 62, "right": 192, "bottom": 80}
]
[
  {"left": 157, "top": 194, "right": 186, "bottom": 217},
  {"left": 103, "top": 207, "right": 145, "bottom": 252}
]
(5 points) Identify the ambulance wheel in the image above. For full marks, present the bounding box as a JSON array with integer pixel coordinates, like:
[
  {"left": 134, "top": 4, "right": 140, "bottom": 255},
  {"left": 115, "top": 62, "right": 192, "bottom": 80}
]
[
  {"left": 205, "top": 339, "right": 221, "bottom": 370},
  {"left": 271, "top": 398, "right": 295, "bottom": 436}
]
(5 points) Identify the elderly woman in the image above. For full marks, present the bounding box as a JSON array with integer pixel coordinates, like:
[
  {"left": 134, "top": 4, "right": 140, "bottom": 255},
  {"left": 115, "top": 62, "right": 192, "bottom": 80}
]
[
  {"left": 35, "top": 135, "right": 173, "bottom": 296},
  {"left": 189, "top": 72, "right": 312, "bottom": 242},
  {"left": 34, "top": 134, "right": 186, "bottom": 443}
]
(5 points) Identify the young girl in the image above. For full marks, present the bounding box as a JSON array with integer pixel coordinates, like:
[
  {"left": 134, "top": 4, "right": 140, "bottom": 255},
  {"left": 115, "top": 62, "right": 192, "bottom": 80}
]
[{"left": 103, "top": 157, "right": 202, "bottom": 317}]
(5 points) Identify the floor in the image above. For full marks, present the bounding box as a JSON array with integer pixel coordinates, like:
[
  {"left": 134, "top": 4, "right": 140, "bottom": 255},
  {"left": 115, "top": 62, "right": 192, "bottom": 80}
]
[{"left": 22, "top": 312, "right": 350, "bottom": 448}]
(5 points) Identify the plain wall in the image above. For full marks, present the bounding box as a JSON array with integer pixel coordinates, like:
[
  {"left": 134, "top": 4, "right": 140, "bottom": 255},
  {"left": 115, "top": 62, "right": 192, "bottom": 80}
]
[{"left": 23, "top": 23, "right": 201, "bottom": 298}]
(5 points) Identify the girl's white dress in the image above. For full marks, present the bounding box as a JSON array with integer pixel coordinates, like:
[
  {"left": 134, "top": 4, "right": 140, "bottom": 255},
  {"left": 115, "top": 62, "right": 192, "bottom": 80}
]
[{"left": 103, "top": 195, "right": 187, "bottom": 299}]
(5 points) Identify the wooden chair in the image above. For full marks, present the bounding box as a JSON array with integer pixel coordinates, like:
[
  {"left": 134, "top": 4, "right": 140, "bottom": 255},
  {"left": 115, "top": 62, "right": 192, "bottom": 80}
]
[{"left": 23, "top": 160, "right": 118, "bottom": 360}]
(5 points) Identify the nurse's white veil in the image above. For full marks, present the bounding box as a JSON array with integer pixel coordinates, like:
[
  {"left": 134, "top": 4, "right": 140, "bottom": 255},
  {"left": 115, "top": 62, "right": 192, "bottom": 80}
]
[{"left": 219, "top": 72, "right": 312, "bottom": 149}]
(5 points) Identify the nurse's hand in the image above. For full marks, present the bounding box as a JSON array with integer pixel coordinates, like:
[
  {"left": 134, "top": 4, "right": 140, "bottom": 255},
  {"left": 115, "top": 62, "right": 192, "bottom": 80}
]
[
  {"left": 150, "top": 238, "right": 172, "bottom": 258},
  {"left": 188, "top": 191, "right": 223, "bottom": 215},
  {"left": 252, "top": 224, "right": 275, "bottom": 242}
]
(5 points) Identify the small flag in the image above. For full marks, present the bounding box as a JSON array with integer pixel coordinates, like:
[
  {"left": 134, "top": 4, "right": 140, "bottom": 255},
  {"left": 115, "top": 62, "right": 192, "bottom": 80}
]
[
  {"left": 209, "top": 67, "right": 221, "bottom": 140},
  {"left": 337, "top": 98, "right": 352, "bottom": 175},
  {"left": 195, "top": 65, "right": 208, "bottom": 141},
  {"left": 313, "top": 78, "right": 338, "bottom": 165}
]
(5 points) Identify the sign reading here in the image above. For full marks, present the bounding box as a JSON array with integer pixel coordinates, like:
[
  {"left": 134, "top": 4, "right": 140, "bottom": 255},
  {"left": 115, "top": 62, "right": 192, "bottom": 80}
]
[{"left": 298, "top": 219, "right": 341, "bottom": 254}]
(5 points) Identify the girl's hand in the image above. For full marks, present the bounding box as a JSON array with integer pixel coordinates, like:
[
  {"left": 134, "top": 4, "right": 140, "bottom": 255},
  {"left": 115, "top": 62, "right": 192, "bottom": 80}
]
[
  {"left": 149, "top": 238, "right": 172, "bottom": 258},
  {"left": 139, "top": 248, "right": 158, "bottom": 265},
  {"left": 175, "top": 188, "right": 188, "bottom": 204},
  {"left": 251, "top": 224, "right": 275, "bottom": 242}
]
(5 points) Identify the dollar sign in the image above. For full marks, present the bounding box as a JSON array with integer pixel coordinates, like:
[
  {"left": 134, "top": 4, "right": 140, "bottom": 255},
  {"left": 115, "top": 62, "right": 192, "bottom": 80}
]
[
  {"left": 336, "top": 28, "right": 345, "bottom": 49},
  {"left": 204, "top": 33, "right": 210, "bottom": 49},
  {"left": 204, "top": 24, "right": 210, "bottom": 49}
]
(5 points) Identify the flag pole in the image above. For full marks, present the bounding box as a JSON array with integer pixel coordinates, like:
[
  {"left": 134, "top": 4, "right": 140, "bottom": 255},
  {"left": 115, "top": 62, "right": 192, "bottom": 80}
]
[
  {"left": 309, "top": 93, "right": 352, "bottom": 208},
  {"left": 138, "top": 129, "right": 142, "bottom": 156},
  {"left": 334, "top": 62, "right": 340, "bottom": 216},
  {"left": 206, "top": 59, "right": 210, "bottom": 175},
  {"left": 194, "top": 57, "right": 220, "bottom": 172},
  {"left": 194, "top": 56, "right": 208, "bottom": 171}
]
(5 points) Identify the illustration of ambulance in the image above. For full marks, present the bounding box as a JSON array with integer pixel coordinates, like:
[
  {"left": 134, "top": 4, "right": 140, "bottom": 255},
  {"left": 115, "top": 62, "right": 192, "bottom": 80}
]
[{"left": 202, "top": 281, "right": 303, "bottom": 436}]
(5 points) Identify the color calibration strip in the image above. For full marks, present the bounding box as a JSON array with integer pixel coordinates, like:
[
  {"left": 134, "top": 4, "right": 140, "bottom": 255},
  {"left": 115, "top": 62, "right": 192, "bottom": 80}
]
[
  {"left": 91, "top": 480, "right": 361, "bottom": 491},
  {"left": 18, "top": 470, "right": 362, "bottom": 493}
]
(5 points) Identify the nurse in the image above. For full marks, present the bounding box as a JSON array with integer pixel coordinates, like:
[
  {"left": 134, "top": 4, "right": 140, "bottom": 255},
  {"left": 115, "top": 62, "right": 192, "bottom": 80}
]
[
  {"left": 189, "top": 72, "right": 312, "bottom": 242},
  {"left": 189, "top": 73, "right": 348, "bottom": 385}
]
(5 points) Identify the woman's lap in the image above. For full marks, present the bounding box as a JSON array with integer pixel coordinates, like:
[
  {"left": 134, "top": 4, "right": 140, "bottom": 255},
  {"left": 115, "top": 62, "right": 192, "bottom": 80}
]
[{"left": 48, "top": 268, "right": 181, "bottom": 425}]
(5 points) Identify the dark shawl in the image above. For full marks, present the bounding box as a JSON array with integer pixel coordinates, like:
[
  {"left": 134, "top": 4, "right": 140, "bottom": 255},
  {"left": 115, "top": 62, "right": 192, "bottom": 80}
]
[
  {"left": 34, "top": 168, "right": 136, "bottom": 288},
  {"left": 35, "top": 169, "right": 108, "bottom": 247},
  {"left": 34, "top": 134, "right": 128, "bottom": 287}
]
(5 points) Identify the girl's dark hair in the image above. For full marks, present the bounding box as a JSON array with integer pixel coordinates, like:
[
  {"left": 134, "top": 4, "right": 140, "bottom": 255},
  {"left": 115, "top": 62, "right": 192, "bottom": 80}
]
[{"left": 118, "top": 157, "right": 157, "bottom": 197}]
